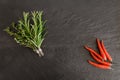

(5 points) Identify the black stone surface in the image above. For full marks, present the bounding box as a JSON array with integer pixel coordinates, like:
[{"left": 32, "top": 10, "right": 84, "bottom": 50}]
[{"left": 0, "top": 0, "right": 120, "bottom": 80}]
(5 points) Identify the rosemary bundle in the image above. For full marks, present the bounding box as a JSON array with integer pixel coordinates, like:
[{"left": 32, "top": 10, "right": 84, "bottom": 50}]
[{"left": 4, "top": 11, "right": 47, "bottom": 57}]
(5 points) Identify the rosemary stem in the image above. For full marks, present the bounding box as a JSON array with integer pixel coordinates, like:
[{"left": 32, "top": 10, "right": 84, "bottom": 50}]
[
  {"left": 38, "top": 48, "right": 44, "bottom": 56},
  {"left": 35, "top": 48, "right": 44, "bottom": 57}
]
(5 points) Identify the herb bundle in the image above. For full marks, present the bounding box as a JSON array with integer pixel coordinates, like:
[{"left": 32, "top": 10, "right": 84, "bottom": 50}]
[{"left": 4, "top": 11, "right": 47, "bottom": 57}]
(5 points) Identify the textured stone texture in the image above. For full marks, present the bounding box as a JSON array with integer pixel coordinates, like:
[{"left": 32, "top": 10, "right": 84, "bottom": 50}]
[{"left": 0, "top": 0, "right": 120, "bottom": 80}]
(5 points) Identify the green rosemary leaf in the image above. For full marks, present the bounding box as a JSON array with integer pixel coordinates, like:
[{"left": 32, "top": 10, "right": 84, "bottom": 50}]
[{"left": 4, "top": 11, "right": 47, "bottom": 56}]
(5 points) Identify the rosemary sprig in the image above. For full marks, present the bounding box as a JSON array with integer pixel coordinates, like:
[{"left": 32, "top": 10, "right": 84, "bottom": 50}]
[{"left": 4, "top": 11, "right": 47, "bottom": 57}]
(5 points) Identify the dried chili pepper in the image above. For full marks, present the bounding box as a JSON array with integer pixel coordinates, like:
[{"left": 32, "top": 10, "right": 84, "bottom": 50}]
[
  {"left": 101, "top": 40, "right": 112, "bottom": 62},
  {"left": 88, "top": 60, "right": 111, "bottom": 69},
  {"left": 84, "top": 38, "right": 113, "bottom": 70},
  {"left": 90, "top": 52, "right": 112, "bottom": 66},
  {"left": 84, "top": 46, "right": 103, "bottom": 60},
  {"left": 96, "top": 38, "right": 107, "bottom": 60}
]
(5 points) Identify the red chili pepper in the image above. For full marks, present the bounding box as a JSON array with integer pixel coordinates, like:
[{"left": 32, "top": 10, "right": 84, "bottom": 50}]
[
  {"left": 84, "top": 46, "right": 103, "bottom": 61},
  {"left": 90, "top": 52, "right": 112, "bottom": 66},
  {"left": 88, "top": 60, "right": 111, "bottom": 69},
  {"left": 101, "top": 40, "right": 112, "bottom": 62},
  {"left": 96, "top": 38, "right": 107, "bottom": 60}
]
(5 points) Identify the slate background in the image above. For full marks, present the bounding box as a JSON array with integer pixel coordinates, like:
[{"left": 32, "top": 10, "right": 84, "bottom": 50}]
[{"left": 0, "top": 0, "right": 120, "bottom": 80}]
